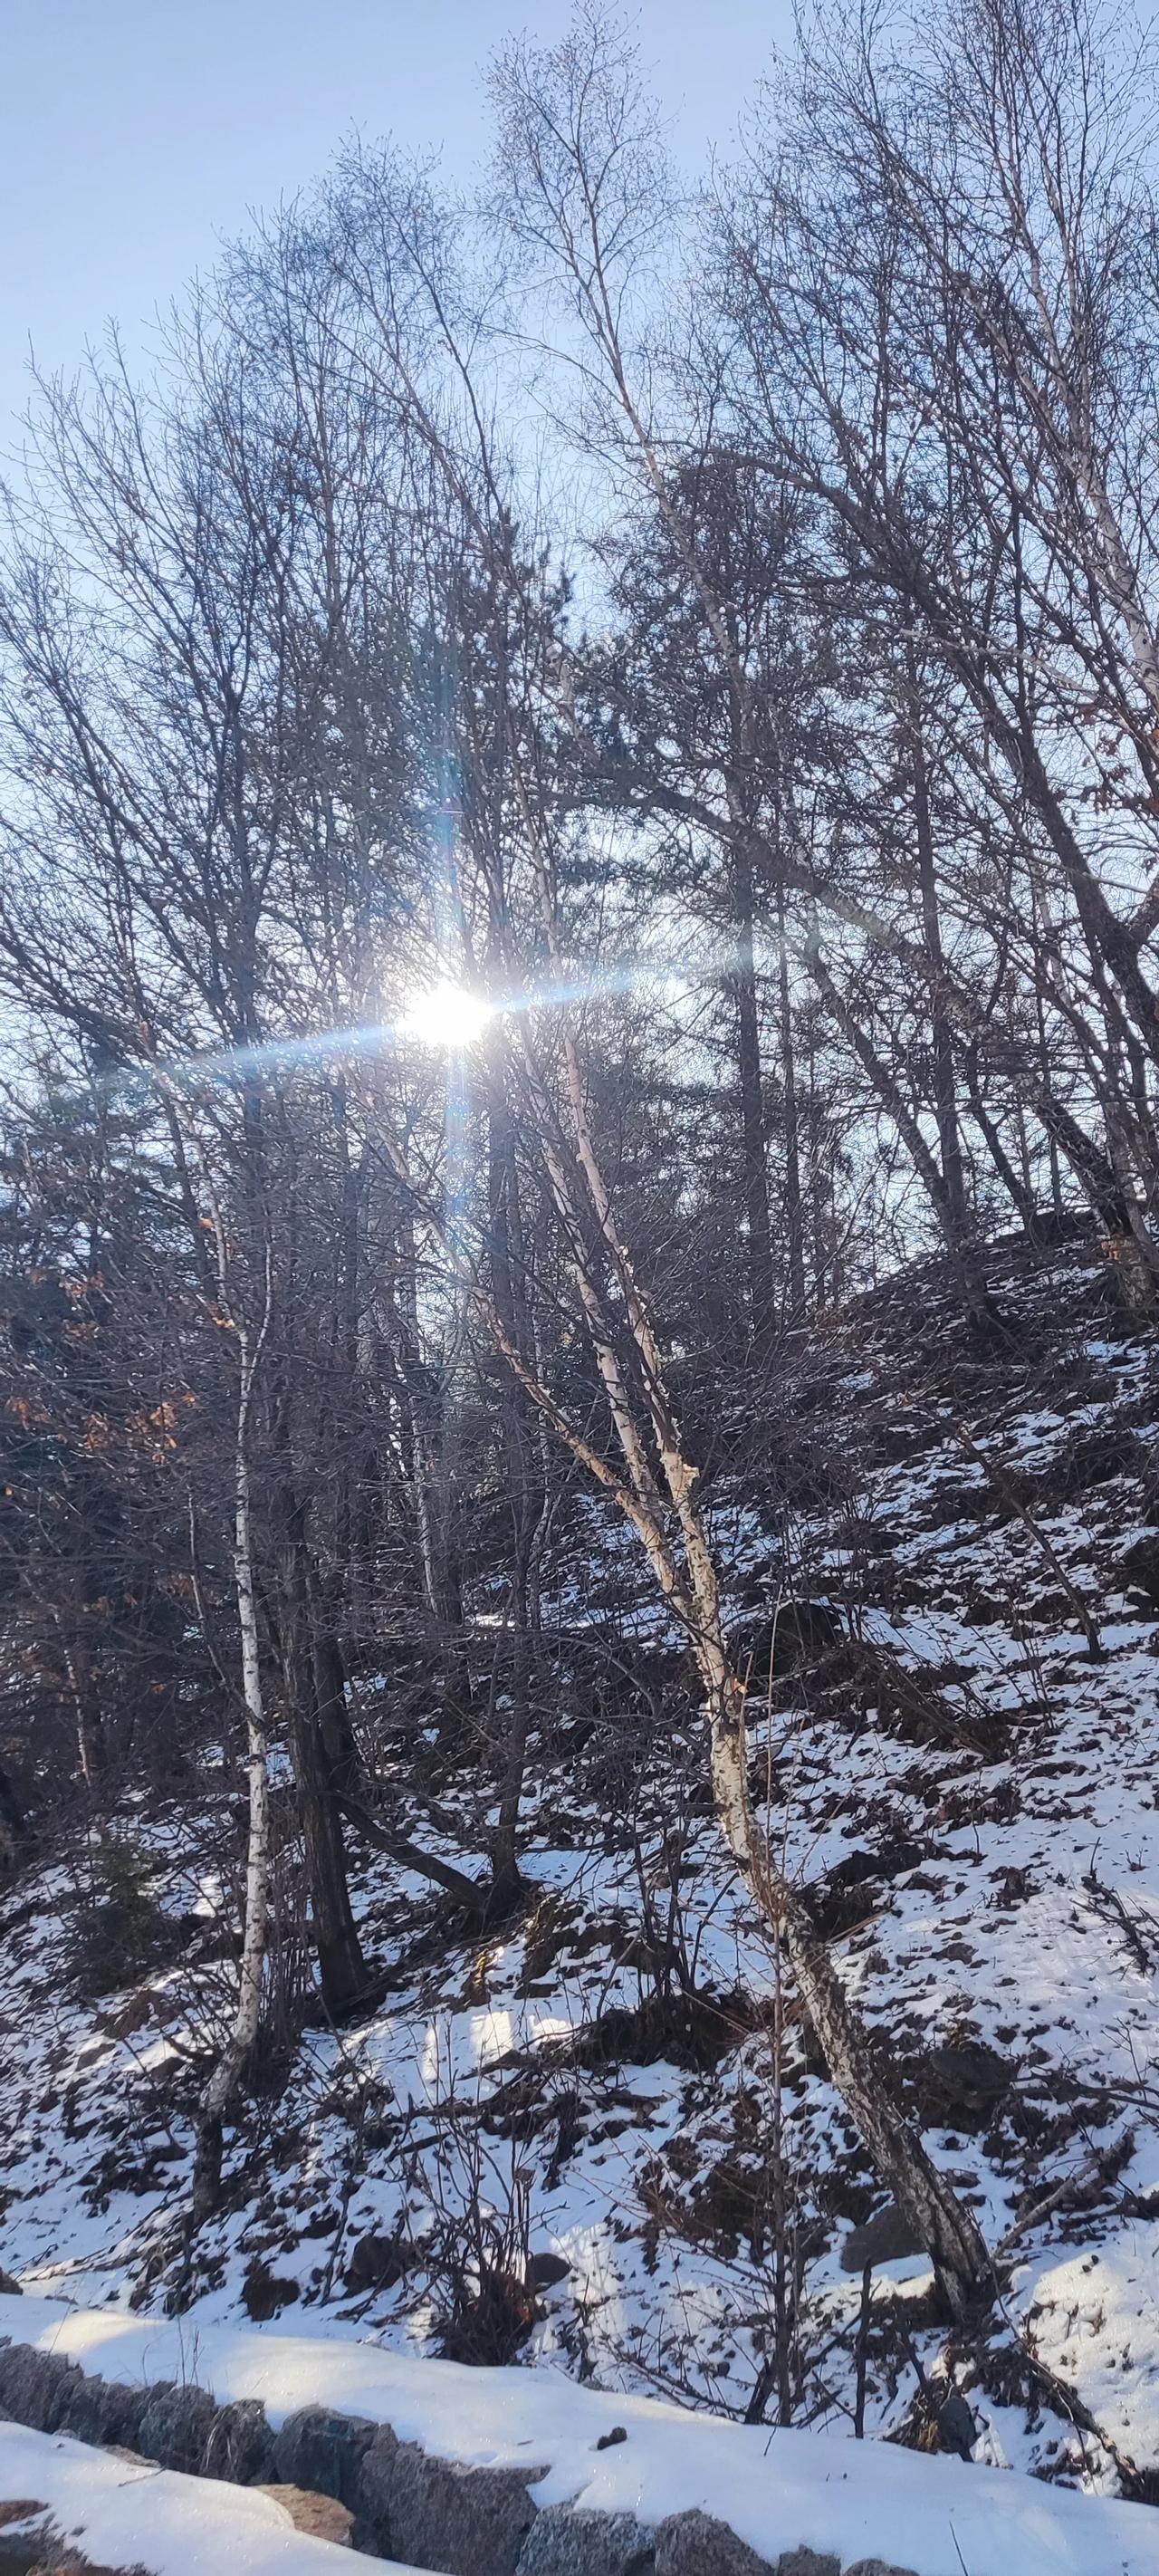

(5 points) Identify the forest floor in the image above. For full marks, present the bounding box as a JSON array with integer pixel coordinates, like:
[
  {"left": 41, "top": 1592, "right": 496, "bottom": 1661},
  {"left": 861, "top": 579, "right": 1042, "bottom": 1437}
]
[{"left": 5, "top": 1233, "right": 1159, "bottom": 2508}]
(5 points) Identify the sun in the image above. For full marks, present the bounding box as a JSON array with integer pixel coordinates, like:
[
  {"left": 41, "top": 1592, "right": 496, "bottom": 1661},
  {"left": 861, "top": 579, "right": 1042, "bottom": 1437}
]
[{"left": 398, "top": 981, "right": 494, "bottom": 1050}]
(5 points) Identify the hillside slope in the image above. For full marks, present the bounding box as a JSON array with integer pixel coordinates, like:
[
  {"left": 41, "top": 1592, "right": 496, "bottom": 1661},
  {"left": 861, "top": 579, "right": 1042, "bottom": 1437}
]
[{"left": 5, "top": 1235, "right": 1159, "bottom": 2506}]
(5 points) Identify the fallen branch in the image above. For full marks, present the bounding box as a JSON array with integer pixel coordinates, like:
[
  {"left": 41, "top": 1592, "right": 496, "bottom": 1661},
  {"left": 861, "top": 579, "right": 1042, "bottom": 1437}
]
[{"left": 340, "top": 1794, "right": 488, "bottom": 1910}]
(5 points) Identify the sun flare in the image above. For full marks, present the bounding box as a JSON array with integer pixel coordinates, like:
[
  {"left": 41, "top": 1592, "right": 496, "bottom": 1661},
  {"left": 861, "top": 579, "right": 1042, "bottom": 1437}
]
[{"left": 398, "top": 981, "right": 494, "bottom": 1050}]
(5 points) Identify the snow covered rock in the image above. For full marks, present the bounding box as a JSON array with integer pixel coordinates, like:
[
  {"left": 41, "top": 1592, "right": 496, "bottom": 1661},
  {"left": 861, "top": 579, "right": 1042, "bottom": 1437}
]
[
  {"left": 138, "top": 2381, "right": 220, "bottom": 2475},
  {"left": 205, "top": 2398, "right": 277, "bottom": 2485},
  {"left": 518, "top": 2505, "right": 654, "bottom": 2575},
  {"left": 652, "top": 2517, "right": 853, "bottom": 2576},
  {"left": 525, "top": 2252, "right": 572, "bottom": 2291},
  {"left": 654, "top": 2508, "right": 778, "bottom": 2575},
  {"left": 363, "top": 2432, "right": 543, "bottom": 2574},
  {"left": 0, "top": 2342, "right": 81, "bottom": 2435},
  {"left": 56, "top": 2370, "right": 148, "bottom": 2452},
  {"left": 839, "top": 2207, "right": 925, "bottom": 2273},
  {"left": 272, "top": 2407, "right": 376, "bottom": 2506},
  {"left": 844, "top": 2562, "right": 923, "bottom": 2576}
]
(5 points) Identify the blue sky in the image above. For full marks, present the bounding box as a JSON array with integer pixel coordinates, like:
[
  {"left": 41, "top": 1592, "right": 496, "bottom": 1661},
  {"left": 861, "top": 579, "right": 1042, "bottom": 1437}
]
[{"left": 1, "top": 2, "right": 790, "bottom": 442}]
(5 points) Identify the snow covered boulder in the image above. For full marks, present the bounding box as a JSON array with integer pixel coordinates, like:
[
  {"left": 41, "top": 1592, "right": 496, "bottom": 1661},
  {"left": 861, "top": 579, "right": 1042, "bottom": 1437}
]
[
  {"left": 272, "top": 2406, "right": 377, "bottom": 2509},
  {"left": 517, "top": 2504, "right": 654, "bottom": 2575},
  {"left": 205, "top": 2398, "right": 277, "bottom": 2485},
  {"left": 646, "top": 2513, "right": 919, "bottom": 2576},
  {"left": 351, "top": 2420, "right": 399, "bottom": 2543},
  {"left": 654, "top": 2509, "right": 777, "bottom": 2576},
  {"left": 844, "top": 2562, "right": 923, "bottom": 2576},
  {"left": 57, "top": 2369, "right": 149, "bottom": 2451},
  {"left": 0, "top": 2341, "right": 81, "bottom": 2434},
  {"left": 361, "top": 2431, "right": 543, "bottom": 2575},
  {"left": 137, "top": 2380, "right": 220, "bottom": 2475}
]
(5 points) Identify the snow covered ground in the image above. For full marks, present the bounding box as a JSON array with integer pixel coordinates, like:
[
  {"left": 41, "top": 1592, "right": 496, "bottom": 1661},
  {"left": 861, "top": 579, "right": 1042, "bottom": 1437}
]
[
  {"left": 0, "top": 2416, "right": 418, "bottom": 2572},
  {"left": 3, "top": 2290, "right": 1159, "bottom": 2576},
  {"left": 5, "top": 1239, "right": 1159, "bottom": 2511}
]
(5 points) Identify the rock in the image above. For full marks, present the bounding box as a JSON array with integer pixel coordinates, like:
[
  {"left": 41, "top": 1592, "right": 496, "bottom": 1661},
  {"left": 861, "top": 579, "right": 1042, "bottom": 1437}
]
[
  {"left": 242, "top": 2256, "right": 301, "bottom": 2320},
  {"left": 595, "top": 2425, "right": 627, "bottom": 2449},
  {"left": 102, "top": 1989, "right": 158, "bottom": 2040},
  {"left": 57, "top": 2372, "right": 148, "bottom": 2450},
  {"left": 136, "top": 2380, "right": 218, "bottom": 2474},
  {"left": 340, "top": 2234, "right": 395, "bottom": 2294},
  {"left": 204, "top": 2397, "right": 276, "bottom": 2484},
  {"left": 840, "top": 2204, "right": 927, "bottom": 2273},
  {"left": 776, "top": 2555, "right": 840, "bottom": 2576},
  {"left": 0, "top": 2272, "right": 22, "bottom": 2295},
  {"left": 258, "top": 2485, "right": 354, "bottom": 2545},
  {"left": 353, "top": 2423, "right": 399, "bottom": 2550},
  {"left": 729, "top": 1601, "right": 842, "bottom": 1679},
  {"left": 0, "top": 2500, "right": 46, "bottom": 2527},
  {"left": 1120, "top": 1533, "right": 1159, "bottom": 1608},
  {"left": 0, "top": 2341, "right": 81, "bottom": 2431},
  {"left": 655, "top": 2510, "right": 776, "bottom": 2576},
  {"left": 526, "top": 2250, "right": 571, "bottom": 2290},
  {"left": 517, "top": 2505, "right": 654, "bottom": 2575},
  {"left": 272, "top": 2404, "right": 378, "bottom": 2508},
  {"left": 963, "top": 1591, "right": 1004, "bottom": 1626},
  {"left": 344, "top": 2231, "right": 408, "bottom": 2293},
  {"left": 808, "top": 1851, "right": 887, "bottom": 1942},
  {"left": 915, "top": 2040, "right": 1012, "bottom": 2125},
  {"left": 845, "top": 2562, "right": 924, "bottom": 2575},
  {"left": 363, "top": 2437, "right": 542, "bottom": 2576},
  {"left": 936, "top": 2391, "right": 978, "bottom": 2458}
]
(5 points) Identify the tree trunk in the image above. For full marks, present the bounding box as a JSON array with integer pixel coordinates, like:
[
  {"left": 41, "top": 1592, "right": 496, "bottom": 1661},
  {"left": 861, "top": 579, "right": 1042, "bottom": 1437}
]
[
  {"left": 806, "top": 937, "right": 1000, "bottom": 1336},
  {"left": 63, "top": 1639, "right": 105, "bottom": 1788},
  {"left": 776, "top": 879, "right": 808, "bottom": 1322},
  {"left": 491, "top": 1580, "right": 532, "bottom": 1905},
  {"left": 963, "top": 1047, "right": 1043, "bottom": 1241},
  {"left": 392, "top": 1211, "right": 465, "bottom": 1653},
  {"left": 274, "top": 1486, "right": 368, "bottom": 2018},
  {"left": 1029, "top": 902, "right": 1067, "bottom": 1228},
  {"left": 311, "top": 1620, "right": 362, "bottom": 1802},
  {"left": 486, "top": 1069, "right": 539, "bottom": 1901},
  {"left": 699, "top": 1648, "right": 995, "bottom": 2321},
  {"left": 908, "top": 670, "right": 967, "bottom": 1227},
  {"left": 0, "top": 1758, "right": 26, "bottom": 1860},
  {"left": 192, "top": 1328, "right": 272, "bottom": 2225},
  {"left": 340, "top": 1791, "right": 487, "bottom": 1910},
  {"left": 730, "top": 843, "right": 777, "bottom": 1350}
]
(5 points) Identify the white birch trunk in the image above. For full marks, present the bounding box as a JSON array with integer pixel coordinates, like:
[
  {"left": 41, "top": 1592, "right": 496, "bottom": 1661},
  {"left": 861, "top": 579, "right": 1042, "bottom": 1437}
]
[{"left": 192, "top": 1306, "right": 273, "bottom": 2225}]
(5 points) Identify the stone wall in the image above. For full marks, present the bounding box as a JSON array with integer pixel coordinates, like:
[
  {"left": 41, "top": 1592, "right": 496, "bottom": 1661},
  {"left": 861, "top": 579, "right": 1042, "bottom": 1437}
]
[{"left": 0, "top": 2335, "right": 921, "bottom": 2576}]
